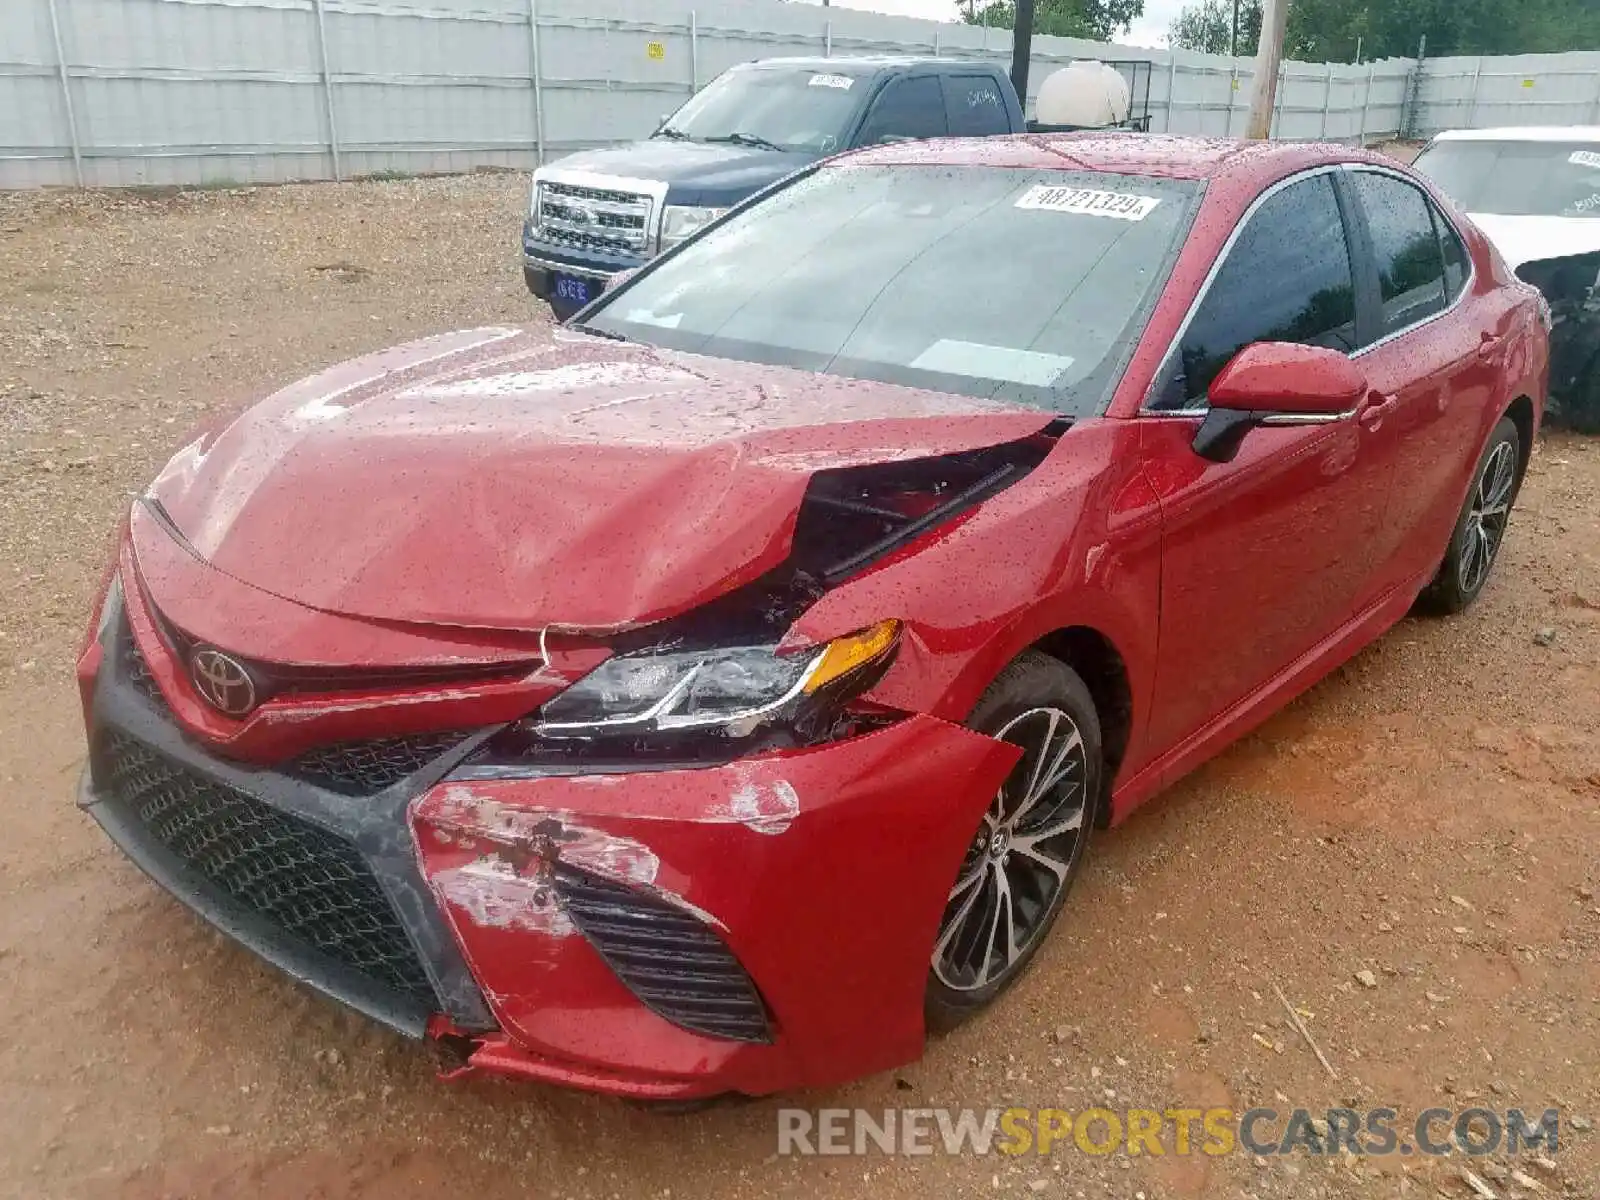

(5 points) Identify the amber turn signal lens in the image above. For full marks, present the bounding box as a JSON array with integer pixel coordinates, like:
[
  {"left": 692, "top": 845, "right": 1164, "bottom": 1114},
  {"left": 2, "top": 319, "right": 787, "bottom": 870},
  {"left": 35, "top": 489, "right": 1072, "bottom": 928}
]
[{"left": 803, "top": 620, "right": 901, "bottom": 694}]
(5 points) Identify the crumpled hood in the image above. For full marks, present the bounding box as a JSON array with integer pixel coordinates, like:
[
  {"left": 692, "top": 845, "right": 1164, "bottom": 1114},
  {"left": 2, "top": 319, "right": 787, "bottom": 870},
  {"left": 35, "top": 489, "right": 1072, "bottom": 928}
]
[
  {"left": 546, "top": 140, "right": 816, "bottom": 207},
  {"left": 145, "top": 327, "right": 1053, "bottom": 632},
  {"left": 1468, "top": 212, "right": 1600, "bottom": 270}
]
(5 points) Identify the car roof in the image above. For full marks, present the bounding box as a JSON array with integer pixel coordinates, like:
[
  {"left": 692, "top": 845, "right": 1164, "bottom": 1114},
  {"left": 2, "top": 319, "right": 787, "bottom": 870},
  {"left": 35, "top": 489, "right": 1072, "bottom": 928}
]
[
  {"left": 834, "top": 134, "right": 1387, "bottom": 183},
  {"left": 740, "top": 56, "right": 993, "bottom": 72},
  {"left": 1430, "top": 126, "right": 1600, "bottom": 144}
]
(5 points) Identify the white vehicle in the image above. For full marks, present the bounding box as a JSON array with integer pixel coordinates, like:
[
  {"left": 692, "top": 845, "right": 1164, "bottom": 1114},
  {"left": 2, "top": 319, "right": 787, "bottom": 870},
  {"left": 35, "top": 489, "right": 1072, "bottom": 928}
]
[{"left": 1413, "top": 127, "right": 1600, "bottom": 431}]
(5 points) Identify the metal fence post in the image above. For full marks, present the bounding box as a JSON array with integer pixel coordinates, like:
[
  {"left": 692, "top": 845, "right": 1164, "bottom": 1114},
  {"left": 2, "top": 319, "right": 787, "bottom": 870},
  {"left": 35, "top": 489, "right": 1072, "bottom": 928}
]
[
  {"left": 45, "top": 0, "right": 84, "bottom": 187},
  {"left": 690, "top": 10, "right": 698, "bottom": 93},
  {"left": 824, "top": 19, "right": 832, "bottom": 58},
  {"left": 1270, "top": 61, "right": 1286, "bottom": 139},
  {"left": 1319, "top": 62, "right": 1333, "bottom": 139},
  {"left": 1359, "top": 61, "right": 1374, "bottom": 146},
  {"left": 1465, "top": 56, "right": 1483, "bottom": 128},
  {"left": 1591, "top": 71, "right": 1600, "bottom": 123},
  {"left": 1167, "top": 56, "right": 1178, "bottom": 133},
  {"left": 310, "top": 0, "right": 342, "bottom": 180},
  {"left": 527, "top": 0, "right": 545, "bottom": 164}
]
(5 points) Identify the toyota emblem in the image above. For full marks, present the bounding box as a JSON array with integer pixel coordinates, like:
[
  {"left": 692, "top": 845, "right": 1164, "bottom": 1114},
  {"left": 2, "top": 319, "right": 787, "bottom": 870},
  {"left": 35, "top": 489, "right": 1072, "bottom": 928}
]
[{"left": 189, "top": 648, "right": 258, "bottom": 717}]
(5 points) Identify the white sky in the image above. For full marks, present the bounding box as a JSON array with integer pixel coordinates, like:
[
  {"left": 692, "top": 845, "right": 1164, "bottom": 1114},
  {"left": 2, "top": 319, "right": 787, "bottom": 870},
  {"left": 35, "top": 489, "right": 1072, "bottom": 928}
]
[{"left": 796, "top": 0, "right": 1187, "bottom": 47}]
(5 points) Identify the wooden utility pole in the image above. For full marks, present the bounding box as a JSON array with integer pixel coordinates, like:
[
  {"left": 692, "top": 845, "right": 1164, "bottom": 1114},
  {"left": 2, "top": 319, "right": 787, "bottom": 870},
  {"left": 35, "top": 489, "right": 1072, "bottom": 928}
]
[
  {"left": 1010, "top": 0, "right": 1036, "bottom": 112},
  {"left": 1245, "top": 0, "right": 1289, "bottom": 139}
]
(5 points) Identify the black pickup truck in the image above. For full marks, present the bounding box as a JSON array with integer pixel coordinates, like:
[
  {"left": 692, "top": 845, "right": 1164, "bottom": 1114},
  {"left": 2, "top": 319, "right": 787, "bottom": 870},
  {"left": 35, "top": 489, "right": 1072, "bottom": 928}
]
[{"left": 522, "top": 56, "right": 1027, "bottom": 317}]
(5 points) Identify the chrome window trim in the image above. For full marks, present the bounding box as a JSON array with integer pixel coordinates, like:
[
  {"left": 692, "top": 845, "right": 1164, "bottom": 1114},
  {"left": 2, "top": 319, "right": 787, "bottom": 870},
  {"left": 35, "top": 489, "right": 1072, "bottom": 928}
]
[
  {"left": 1138, "top": 161, "right": 1476, "bottom": 418},
  {"left": 1341, "top": 163, "right": 1478, "bottom": 358}
]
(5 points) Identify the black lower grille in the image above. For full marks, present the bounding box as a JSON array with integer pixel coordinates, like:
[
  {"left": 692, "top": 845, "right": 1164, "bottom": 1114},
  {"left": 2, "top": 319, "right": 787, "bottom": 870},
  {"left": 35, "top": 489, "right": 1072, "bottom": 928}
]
[
  {"left": 98, "top": 731, "right": 436, "bottom": 1007},
  {"left": 286, "top": 732, "right": 465, "bottom": 795},
  {"left": 557, "top": 868, "right": 771, "bottom": 1043}
]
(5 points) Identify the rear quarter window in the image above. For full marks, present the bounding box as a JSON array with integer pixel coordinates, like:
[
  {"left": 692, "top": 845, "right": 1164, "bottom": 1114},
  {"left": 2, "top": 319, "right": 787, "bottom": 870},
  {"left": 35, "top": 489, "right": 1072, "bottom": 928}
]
[{"left": 942, "top": 75, "right": 1011, "bottom": 137}]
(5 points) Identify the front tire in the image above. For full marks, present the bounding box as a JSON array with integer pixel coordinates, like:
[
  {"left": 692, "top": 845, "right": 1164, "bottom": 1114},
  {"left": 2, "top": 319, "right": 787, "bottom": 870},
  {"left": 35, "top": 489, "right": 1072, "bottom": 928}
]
[
  {"left": 1420, "top": 415, "right": 1521, "bottom": 615},
  {"left": 925, "top": 652, "right": 1100, "bottom": 1032}
]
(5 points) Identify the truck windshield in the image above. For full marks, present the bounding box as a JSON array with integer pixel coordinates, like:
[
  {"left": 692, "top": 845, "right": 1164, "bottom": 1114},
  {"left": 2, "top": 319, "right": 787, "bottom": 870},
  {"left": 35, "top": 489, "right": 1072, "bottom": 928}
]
[
  {"left": 584, "top": 165, "right": 1202, "bottom": 416},
  {"left": 1414, "top": 140, "right": 1600, "bottom": 218},
  {"left": 657, "top": 66, "right": 869, "bottom": 154}
]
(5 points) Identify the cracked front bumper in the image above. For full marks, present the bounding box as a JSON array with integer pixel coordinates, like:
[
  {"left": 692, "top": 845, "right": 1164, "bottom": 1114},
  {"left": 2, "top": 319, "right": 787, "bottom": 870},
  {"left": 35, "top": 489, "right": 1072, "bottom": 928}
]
[
  {"left": 411, "top": 717, "right": 1020, "bottom": 1097},
  {"left": 80, "top": 590, "right": 1022, "bottom": 1098}
]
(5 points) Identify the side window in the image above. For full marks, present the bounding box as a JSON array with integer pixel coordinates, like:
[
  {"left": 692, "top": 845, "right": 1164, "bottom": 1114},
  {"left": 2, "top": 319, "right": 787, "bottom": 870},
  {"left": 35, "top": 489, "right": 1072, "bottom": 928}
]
[
  {"left": 1433, "top": 205, "right": 1470, "bottom": 302},
  {"left": 1166, "top": 174, "right": 1357, "bottom": 407},
  {"left": 855, "top": 76, "right": 947, "bottom": 145},
  {"left": 941, "top": 75, "right": 1009, "bottom": 137},
  {"left": 1350, "top": 172, "right": 1448, "bottom": 338}
]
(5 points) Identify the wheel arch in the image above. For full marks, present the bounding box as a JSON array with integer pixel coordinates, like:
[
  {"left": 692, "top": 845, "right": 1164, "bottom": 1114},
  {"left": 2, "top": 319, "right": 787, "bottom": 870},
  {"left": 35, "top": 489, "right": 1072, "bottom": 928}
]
[
  {"left": 1028, "top": 625, "right": 1133, "bottom": 829},
  {"left": 1503, "top": 394, "right": 1536, "bottom": 495}
]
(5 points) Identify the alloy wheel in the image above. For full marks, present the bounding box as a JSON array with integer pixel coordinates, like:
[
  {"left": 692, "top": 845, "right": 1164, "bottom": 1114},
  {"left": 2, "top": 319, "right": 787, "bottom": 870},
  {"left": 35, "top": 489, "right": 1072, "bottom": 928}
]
[
  {"left": 1458, "top": 440, "right": 1515, "bottom": 595},
  {"left": 932, "top": 707, "right": 1088, "bottom": 992}
]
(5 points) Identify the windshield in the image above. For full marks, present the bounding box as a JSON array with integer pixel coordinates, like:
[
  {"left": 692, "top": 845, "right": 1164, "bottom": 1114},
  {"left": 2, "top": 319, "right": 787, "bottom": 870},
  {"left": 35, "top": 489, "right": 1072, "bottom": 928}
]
[
  {"left": 584, "top": 166, "right": 1202, "bottom": 416},
  {"left": 1413, "top": 140, "right": 1600, "bottom": 218},
  {"left": 657, "top": 66, "right": 869, "bottom": 154}
]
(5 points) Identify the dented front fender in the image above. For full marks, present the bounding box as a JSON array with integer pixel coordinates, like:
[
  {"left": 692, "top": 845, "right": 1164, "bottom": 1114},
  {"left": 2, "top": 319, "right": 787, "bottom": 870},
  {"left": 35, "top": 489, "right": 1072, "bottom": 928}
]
[{"left": 409, "top": 715, "right": 1020, "bottom": 1096}]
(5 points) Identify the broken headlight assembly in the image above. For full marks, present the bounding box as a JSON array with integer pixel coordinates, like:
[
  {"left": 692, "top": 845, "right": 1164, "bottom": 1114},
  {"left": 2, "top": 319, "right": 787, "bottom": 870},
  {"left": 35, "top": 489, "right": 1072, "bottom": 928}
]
[{"left": 529, "top": 620, "right": 901, "bottom": 743}]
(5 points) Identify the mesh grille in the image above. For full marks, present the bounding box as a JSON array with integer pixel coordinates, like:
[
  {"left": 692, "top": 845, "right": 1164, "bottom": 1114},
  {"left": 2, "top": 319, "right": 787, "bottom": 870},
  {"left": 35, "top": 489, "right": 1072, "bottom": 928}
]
[
  {"left": 557, "top": 868, "right": 771, "bottom": 1043},
  {"left": 99, "top": 731, "right": 436, "bottom": 1006},
  {"left": 287, "top": 733, "right": 466, "bottom": 795},
  {"left": 122, "top": 631, "right": 166, "bottom": 707}
]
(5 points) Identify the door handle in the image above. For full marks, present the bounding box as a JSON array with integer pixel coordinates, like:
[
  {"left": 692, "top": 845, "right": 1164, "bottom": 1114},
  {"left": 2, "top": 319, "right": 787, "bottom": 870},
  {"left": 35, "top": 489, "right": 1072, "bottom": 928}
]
[
  {"left": 1478, "top": 332, "right": 1504, "bottom": 362},
  {"left": 1358, "top": 392, "right": 1398, "bottom": 428}
]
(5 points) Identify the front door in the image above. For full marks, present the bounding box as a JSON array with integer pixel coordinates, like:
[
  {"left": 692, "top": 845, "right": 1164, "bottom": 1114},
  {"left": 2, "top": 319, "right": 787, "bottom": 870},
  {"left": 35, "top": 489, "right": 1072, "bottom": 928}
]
[{"left": 1140, "top": 170, "right": 1394, "bottom": 761}]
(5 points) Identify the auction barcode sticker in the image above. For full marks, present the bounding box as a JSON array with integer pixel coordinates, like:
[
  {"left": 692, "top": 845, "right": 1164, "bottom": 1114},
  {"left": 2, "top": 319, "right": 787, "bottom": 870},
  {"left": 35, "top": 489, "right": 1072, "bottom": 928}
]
[
  {"left": 1570, "top": 150, "right": 1600, "bottom": 170},
  {"left": 809, "top": 73, "right": 855, "bottom": 90},
  {"left": 1015, "top": 185, "right": 1160, "bottom": 221}
]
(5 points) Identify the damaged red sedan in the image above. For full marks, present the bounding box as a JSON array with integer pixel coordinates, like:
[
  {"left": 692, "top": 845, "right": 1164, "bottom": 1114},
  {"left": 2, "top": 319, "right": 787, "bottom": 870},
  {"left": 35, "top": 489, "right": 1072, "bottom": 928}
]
[{"left": 78, "top": 136, "right": 1547, "bottom": 1100}]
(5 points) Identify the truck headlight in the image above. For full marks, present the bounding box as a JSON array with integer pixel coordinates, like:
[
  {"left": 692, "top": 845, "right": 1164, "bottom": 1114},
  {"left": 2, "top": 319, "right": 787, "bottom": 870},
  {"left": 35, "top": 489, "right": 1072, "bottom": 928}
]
[
  {"left": 659, "top": 205, "right": 728, "bottom": 251},
  {"left": 531, "top": 621, "right": 899, "bottom": 739}
]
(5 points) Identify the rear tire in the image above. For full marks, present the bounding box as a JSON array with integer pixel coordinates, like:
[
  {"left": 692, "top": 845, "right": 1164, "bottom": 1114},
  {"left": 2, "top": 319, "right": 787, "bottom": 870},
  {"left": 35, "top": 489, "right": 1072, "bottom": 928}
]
[
  {"left": 1419, "top": 416, "right": 1521, "bottom": 615},
  {"left": 925, "top": 652, "right": 1100, "bottom": 1033}
]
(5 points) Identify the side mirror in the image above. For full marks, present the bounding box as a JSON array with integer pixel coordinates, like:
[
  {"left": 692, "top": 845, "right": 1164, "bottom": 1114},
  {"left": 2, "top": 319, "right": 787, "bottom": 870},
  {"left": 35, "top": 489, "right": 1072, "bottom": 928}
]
[{"left": 1193, "top": 342, "right": 1367, "bottom": 463}]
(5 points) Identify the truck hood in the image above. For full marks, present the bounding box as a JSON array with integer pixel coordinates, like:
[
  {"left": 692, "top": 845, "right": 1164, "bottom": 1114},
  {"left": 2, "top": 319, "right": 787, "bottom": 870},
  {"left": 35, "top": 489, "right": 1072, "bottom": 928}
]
[
  {"left": 145, "top": 327, "right": 1053, "bottom": 633},
  {"left": 1468, "top": 212, "right": 1600, "bottom": 270},
  {"left": 548, "top": 140, "right": 816, "bottom": 207}
]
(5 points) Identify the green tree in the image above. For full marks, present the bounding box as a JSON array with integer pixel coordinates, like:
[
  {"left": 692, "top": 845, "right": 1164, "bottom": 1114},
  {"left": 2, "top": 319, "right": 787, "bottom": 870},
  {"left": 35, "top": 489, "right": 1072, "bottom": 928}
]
[
  {"left": 1168, "top": 0, "right": 1600, "bottom": 60},
  {"left": 962, "top": 0, "right": 1146, "bottom": 42}
]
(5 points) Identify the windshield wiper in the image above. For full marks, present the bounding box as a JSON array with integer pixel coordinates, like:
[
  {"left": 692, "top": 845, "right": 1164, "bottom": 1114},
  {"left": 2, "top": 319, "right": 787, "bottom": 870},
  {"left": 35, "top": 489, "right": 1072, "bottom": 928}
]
[
  {"left": 569, "top": 323, "right": 628, "bottom": 342},
  {"left": 705, "top": 132, "right": 785, "bottom": 152},
  {"left": 652, "top": 125, "right": 692, "bottom": 141}
]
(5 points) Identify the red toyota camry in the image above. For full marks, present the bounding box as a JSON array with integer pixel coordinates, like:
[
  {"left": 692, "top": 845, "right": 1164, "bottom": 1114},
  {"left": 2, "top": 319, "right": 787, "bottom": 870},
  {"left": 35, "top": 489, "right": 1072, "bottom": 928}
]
[{"left": 77, "top": 135, "right": 1547, "bottom": 1100}]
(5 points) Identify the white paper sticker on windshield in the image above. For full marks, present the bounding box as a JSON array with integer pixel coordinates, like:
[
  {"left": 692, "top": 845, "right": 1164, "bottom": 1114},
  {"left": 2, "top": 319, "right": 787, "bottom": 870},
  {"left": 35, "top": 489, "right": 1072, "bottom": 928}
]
[
  {"left": 910, "top": 340, "right": 1074, "bottom": 387},
  {"left": 1015, "top": 184, "right": 1161, "bottom": 222},
  {"left": 809, "top": 73, "right": 855, "bottom": 90},
  {"left": 1569, "top": 150, "right": 1600, "bottom": 171}
]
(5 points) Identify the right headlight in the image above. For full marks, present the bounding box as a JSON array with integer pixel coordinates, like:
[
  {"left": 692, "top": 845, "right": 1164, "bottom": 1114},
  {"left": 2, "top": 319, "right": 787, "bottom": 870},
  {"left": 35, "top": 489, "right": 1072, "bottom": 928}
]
[
  {"left": 658, "top": 204, "right": 728, "bottom": 252},
  {"left": 531, "top": 620, "right": 900, "bottom": 740}
]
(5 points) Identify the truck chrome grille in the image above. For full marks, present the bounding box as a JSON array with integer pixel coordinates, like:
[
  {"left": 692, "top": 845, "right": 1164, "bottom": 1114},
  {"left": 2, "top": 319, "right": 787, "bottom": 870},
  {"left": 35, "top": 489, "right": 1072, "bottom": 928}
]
[{"left": 536, "top": 179, "right": 653, "bottom": 253}]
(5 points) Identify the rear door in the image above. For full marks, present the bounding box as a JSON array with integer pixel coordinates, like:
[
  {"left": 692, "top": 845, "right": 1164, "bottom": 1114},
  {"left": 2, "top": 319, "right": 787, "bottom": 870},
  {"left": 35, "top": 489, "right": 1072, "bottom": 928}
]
[
  {"left": 939, "top": 74, "right": 1012, "bottom": 137},
  {"left": 1140, "top": 170, "right": 1395, "bottom": 762},
  {"left": 1342, "top": 167, "right": 1508, "bottom": 595}
]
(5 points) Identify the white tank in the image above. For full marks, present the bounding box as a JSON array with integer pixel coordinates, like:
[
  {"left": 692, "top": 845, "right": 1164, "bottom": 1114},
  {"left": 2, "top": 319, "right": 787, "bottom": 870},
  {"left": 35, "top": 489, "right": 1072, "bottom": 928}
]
[{"left": 1035, "top": 61, "right": 1132, "bottom": 128}]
